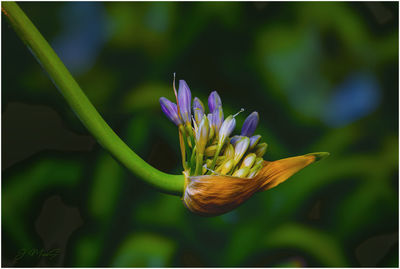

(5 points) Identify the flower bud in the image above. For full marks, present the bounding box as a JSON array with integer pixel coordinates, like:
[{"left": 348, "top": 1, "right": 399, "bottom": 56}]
[
  {"left": 223, "top": 143, "right": 234, "bottom": 159},
  {"left": 232, "top": 167, "right": 250, "bottom": 178},
  {"left": 241, "top": 111, "right": 259, "bottom": 137},
  {"left": 207, "top": 113, "right": 215, "bottom": 142},
  {"left": 248, "top": 163, "right": 263, "bottom": 177},
  {"left": 211, "top": 106, "right": 224, "bottom": 133},
  {"left": 220, "top": 159, "right": 234, "bottom": 175},
  {"left": 205, "top": 144, "right": 218, "bottom": 157},
  {"left": 216, "top": 156, "right": 226, "bottom": 165},
  {"left": 193, "top": 97, "right": 205, "bottom": 125},
  {"left": 218, "top": 115, "right": 236, "bottom": 147},
  {"left": 249, "top": 135, "right": 261, "bottom": 150},
  {"left": 208, "top": 91, "right": 222, "bottom": 113},
  {"left": 159, "top": 97, "right": 182, "bottom": 126},
  {"left": 196, "top": 115, "right": 209, "bottom": 155},
  {"left": 254, "top": 142, "right": 268, "bottom": 157},
  {"left": 230, "top": 135, "right": 242, "bottom": 146},
  {"left": 178, "top": 80, "right": 192, "bottom": 125},
  {"left": 254, "top": 157, "right": 264, "bottom": 167},
  {"left": 233, "top": 136, "right": 250, "bottom": 165},
  {"left": 240, "top": 153, "right": 256, "bottom": 169}
]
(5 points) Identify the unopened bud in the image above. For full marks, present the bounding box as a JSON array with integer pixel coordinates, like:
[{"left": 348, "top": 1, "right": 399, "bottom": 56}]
[
  {"left": 223, "top": 143, "right": 234, "bottom": 159},
  {"left": 208, "top": 91, "right": 222, "bottom": 113},
  {"left": 254, "top": 142, "right": 268, "bottom": 157},
  {"left": 193, "top": 97, "right": 205, "bottom": 125},
  {"left": 216, "top": 156, "right": 226, "bottom": 165},
  {"left": 196, "top": 115, "right": 209, "bottom": 154},
  {"left": 218, "top": 115, "right": 236, "bottom": 147},
  {"left": 230, "top": 135, "right": 242, "bottom": 145},
  {"left": 211, "top": 106, "right": 224, "bottom": 133},
  {"left": 241, "top": 111, "right": 259, "bottom": 137},
  {"left": 159, "top": 97, "right": 182, "bottom": 126},
  {"left": 248, "top": 163, "right": 263, "bottom": 178},
  {"left": 249, "top": 135, "right": 261, "bottom": 150},
  {"left": 254, "top": 157, "right": 264, "bottom": 167},
  {"left": 205, "top": 144, "right": 218, "bottom": 157},
  {"left": 178, "top": 80, "right": 192, "bottom": 126},
  {"left": 233, "top": 137, "right": 250, "bottom": 165},
  {"left": 232, "top": 167, "right": 250, "bottom": 178},
  {"left": 220, "top": 159, "right": 234, "bottom": 175},
  {"left": 240, "top": 153, "right": 256, "bottom": 169}
]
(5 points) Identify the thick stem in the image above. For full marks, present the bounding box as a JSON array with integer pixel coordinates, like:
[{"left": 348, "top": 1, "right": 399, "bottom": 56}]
[{"left": 2, "top": 2, "right": 184, "bottom": 195}]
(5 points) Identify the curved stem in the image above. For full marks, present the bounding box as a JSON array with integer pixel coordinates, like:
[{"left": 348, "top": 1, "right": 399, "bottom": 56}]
[{"left": 2, "top": 2, "right": 184, "bottom": 195}]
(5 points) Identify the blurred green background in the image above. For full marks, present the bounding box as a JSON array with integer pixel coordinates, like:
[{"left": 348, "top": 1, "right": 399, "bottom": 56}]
[{"left": 2, "top": 2, "right": 398, "bottom": 267}]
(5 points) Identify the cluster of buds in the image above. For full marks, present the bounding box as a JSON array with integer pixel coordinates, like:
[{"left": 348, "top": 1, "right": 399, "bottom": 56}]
[
  {"left": 160, "top": 76, "right": 266, "bottom": 178},
  {"left": 160, "top": 75, "right": 329, "bottom": 216}
]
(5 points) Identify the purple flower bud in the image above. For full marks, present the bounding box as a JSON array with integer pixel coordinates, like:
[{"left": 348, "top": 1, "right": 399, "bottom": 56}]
[
  {"left": 178, "top": 80, "right": 192, "bottom": 125},
  {"left": 211, "top": 106, "right": 224, "bottom": 133},
  {"left": 241, "top": 111, "right": 259, "bottom": 137},
  {"left": 218, "top": 115, "right": 236, "bottom": 146},
  {"left": 249, "top": 135, "right": 261, "bottom": 150},
  {"left": 230, "top": 135, "right": 242, "bottom": 145},
  {"left": 193, "top": 97, "right": 205, "bottom": 124},
  {"left": 208, "top": 91, "right": 222, "bottom": 113},
  {"left": 207, "top": 113, "right": 213, "bottom": 128},
  {"left": 159, "top": 97, "right": 182, "bottom": 126}
]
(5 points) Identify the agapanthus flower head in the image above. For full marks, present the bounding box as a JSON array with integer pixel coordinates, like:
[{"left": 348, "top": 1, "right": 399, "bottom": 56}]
[{"left": 160, "top": 76, "right": 329, "bottom": 216}]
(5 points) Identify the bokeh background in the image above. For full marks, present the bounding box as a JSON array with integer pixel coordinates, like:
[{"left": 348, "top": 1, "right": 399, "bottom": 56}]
[{"left": 2, "top": 2, "right": 398, "bottom": 267}]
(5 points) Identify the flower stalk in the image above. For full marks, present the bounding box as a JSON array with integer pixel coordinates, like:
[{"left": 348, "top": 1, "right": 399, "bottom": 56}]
[{"left": 2, "top": 2, "right": 184, "bottom": 195}]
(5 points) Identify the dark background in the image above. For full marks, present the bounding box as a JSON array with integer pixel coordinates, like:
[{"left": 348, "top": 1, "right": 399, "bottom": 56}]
[{"left": 2, "top": 2, "right": 398, "bottom": 267}]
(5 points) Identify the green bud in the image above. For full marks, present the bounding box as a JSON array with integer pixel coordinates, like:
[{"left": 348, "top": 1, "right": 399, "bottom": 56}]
[
  {"left": 240, "top": 153, "right": 256, "bottom": 169},
  {"left": 206, "top": 158, "right": 213, "bottom": 167},
  {"left": 248, "top": 163, "right": 263, "bottom": 178},
  {"left": 254, "top": 157, "right": 264, "bottom": 167},
  {"left": 205, "top": 144, "right": 218, "bottom": 157},
  {"left": 223, "top": 143, "right": 234, "bottom": 159},
  {"left": 232, "top": 167, "right": 250, "bottom": 178},
  {"left": 233, "top": 137, "right": 250, "bottom": 166},
  {"left": 216, "top": 156, "right": 226, "bottom": 165},
  {"left": 254, "top": 142, "right": 268, "bottom": 157},
  {"left": 195, "top": 115, "right": 209, "bottom": 155},
  {"left": 220, "top": 159, "right": 234, "bottom": 175}
]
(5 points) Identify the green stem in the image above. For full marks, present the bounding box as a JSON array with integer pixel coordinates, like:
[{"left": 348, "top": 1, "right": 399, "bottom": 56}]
[
  {"left": 195, "top": 153, "right": 204, "bottom": 176},
  {"left": 2, "top": 2, "right": 184, "bottom": 195}
]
